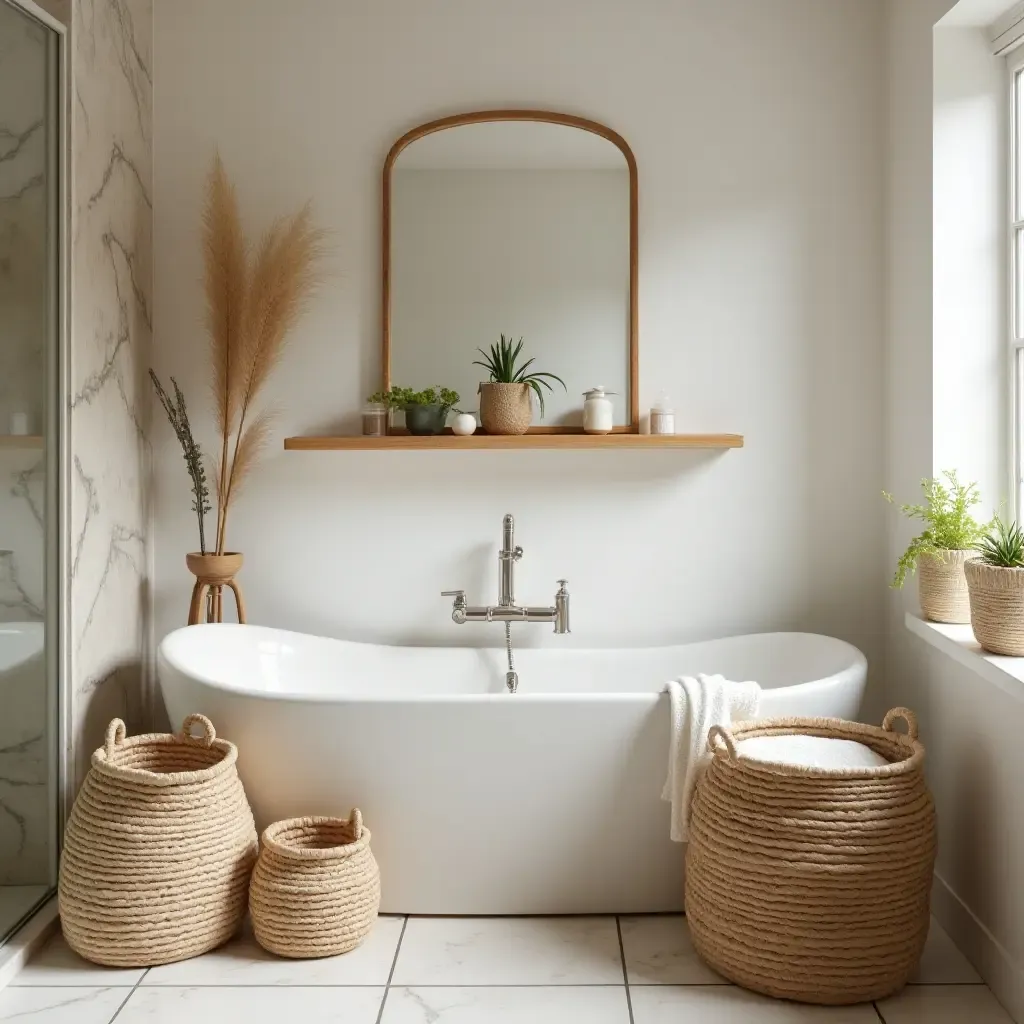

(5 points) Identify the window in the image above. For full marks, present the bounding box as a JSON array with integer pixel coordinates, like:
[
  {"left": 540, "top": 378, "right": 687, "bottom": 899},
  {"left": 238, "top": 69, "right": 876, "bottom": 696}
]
[{"left": 1010, "top": 53, "right": 1024, "bottom": 516}]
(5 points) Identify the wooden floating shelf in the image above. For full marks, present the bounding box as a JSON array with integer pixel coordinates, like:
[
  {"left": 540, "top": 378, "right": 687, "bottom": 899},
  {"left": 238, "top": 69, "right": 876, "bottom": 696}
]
[
  {"left": 284, "top": 433, "right": 743, "bottom": 451},
  {"left": 0, "top": 435, "right": 43, "bottom": 449}
]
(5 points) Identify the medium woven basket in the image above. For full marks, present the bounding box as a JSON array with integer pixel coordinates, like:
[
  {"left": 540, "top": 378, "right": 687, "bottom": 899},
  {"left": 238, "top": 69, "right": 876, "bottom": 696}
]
[
  {"left": 965, "top": 557, "right": 1024, "bottom": 655},
  {"left": 59, "top": 715, "right": 258, "bottom": 967},
  {"left": 918, "top": 549, "right": 971, "bottom": 623},
  {"left": 479, "top": 382, "right": 532, "bottom": 435},
  {"left": 685, "top": 708, "right": 936, "bottom": 1005},
  {"left": 249, "top": 810, "right": 380, "bottom": 959}
]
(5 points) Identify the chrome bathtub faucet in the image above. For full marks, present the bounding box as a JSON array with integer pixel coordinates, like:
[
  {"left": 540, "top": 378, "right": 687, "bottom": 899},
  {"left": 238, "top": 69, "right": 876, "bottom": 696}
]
[{"left": 442, "top": 514, "right": 570, "bottom": 693}]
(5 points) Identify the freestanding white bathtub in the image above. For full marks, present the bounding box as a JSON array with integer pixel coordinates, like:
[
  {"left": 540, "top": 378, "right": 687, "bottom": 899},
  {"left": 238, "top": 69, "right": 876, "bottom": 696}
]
[{"left": 158, "top": 625, "right": 866, "bottom": 915}]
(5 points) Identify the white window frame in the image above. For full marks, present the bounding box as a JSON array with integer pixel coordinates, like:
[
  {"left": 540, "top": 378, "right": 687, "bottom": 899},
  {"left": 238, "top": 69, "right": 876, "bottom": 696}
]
[{"left": 1010, "top": 50, "right": 1024, "bottom": 519}]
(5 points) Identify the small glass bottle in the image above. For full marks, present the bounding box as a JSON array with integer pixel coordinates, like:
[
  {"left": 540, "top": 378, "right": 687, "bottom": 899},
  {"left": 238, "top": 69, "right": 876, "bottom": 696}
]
[
  {"left": 361, "top": 402, "right": 388, "bottom": 437},
  {"left": 650, "top": 393, "right": 675, "bottom": 435}
]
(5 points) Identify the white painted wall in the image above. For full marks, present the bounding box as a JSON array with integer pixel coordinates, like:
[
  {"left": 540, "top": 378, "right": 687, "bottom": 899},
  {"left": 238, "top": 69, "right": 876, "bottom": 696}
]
[
  {"left": 391, "top": 168, "right": 630, "bottom": 426},
  {"left": 151, "top": 1, "right": 886, "bottom": 685},
  {"left": 886, "top": 2, "right": 1024, "bottom": 1018}
]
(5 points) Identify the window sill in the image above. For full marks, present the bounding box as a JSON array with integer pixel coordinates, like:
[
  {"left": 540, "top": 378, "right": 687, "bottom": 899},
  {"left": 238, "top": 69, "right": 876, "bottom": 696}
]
[{"left": 905, "top": 612, "right": 1024, "bottom": 704}]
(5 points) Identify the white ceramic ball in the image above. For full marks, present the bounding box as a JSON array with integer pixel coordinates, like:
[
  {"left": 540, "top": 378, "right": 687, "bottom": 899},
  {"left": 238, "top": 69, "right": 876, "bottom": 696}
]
[{"left": 452, "top": 412, "right": 477, "bottom": 436}]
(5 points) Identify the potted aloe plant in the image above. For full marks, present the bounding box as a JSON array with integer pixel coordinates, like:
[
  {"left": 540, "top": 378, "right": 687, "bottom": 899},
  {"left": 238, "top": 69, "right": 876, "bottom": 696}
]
[
  {"left": 474, "top": 334, "right": 566, "bottom": 435},
  {"left": 885, "top": 471, "right": 995, "bottom": 624},
  {"left": 965, "top": 519, "right": 1024, "bottom": 655},
  {"left": 368, "top": 386, "right": 460, "bottom": 435}
]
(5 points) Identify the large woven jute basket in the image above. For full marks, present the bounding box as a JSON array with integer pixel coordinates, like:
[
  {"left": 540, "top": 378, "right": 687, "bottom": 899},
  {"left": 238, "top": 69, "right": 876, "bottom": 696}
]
[
  {"left": 249, "top": 810, "right": 380, "bottom": 959},
  {"left": 918, "top": 548, "right": 971, "bottom": 623},
  {"left": 479, "top": 382, "right": 532, "bottom": 435},
  {"left": 59, "top": 714, "right": 258, "bottom": 967},
  {"left": 965, "top": 557, "right": 1024, "bottom": 655},
  {"left": 685, "top": 708, "right": 936, "bottom": 1005}
]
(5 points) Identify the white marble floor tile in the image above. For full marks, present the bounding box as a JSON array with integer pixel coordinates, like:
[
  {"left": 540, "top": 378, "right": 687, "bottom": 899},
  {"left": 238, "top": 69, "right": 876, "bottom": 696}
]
[
  {"left": 142, "top": 915, "right": 404, "bottom": 986},
  {"left": 909, "top": 918, "right": 983, "bottom": 985},
  {"left": 393, "top": 917, "right": 623, "bottom": 986},
  {"left": 0, "top": 986, "right": 128, "bottom": 1023},
  {"left": 630, "top": 986, "right": 881, "bottom": 1023},
  {"left": 381, "top": 986, "right": 630, "bottom": 1023},
  {"left": 620, "top": 914, "right": 727, "bottom": 985},
  {"left": 877, "top": 984, "right": 1014, "bottom": 1023},
  {"left": 116, "top": 986, "right": 385, "bottom": 1023},
  {"left": 14, "top": 932, "right": 147, "bottom": 987}
]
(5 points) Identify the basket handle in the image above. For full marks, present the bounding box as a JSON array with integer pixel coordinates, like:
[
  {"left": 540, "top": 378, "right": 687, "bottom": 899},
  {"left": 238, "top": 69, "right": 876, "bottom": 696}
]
[
  {"left": 348, "top": 808, "right": 363, "bottom": 839},
  {"left": 180, "top": 713, "right": 217, "bottom": 747},
  {"left": 882, "top": 707, "right": 919, "bottom": 741},
  {"left": 104, "top": 719, "right": 126, "bottom": 759},
  {"left": 707, "top": 724, "right": 739, "bottom": 760}
]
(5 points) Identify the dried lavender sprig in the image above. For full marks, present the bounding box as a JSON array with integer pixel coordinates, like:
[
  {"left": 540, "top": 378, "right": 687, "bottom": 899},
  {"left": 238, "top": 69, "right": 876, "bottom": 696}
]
[{"left": 150, "top": 369, "right": 211, "bottom": 554}]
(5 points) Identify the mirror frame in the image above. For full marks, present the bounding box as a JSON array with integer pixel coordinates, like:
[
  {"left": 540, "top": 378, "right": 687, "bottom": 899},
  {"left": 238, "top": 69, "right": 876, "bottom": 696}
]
[{"left": 382, "top": 109, "right": 639, "bottom": 432}]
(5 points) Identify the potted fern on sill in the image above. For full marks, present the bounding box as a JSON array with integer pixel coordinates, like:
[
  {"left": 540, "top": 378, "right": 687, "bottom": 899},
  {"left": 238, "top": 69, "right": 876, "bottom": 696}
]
[
  {"left": 474, "top": 334, "right": 566, "bottom": 435},
  {"left": 965, "top": 520, "right": 1024, "bottom": 655},
  {"left": 885, "top": 471, "right": 995, "bottom": 624}
]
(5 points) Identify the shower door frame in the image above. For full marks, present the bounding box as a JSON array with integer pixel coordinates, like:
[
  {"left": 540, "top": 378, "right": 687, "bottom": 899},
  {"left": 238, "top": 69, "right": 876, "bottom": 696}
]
[{"left": 0, "top": 0, "right": 70, "bottom": 931}]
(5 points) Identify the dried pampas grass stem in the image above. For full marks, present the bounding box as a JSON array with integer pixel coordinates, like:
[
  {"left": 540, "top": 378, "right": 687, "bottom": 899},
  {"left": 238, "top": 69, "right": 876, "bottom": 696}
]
[{"left": 201, "top": 155, "right": 325, "bottom": 555}]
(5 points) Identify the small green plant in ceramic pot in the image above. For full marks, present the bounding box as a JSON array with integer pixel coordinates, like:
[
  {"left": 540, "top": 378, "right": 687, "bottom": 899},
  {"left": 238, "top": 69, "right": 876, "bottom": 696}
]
[
  {"left": 965, "top": 519, "right": 1024, "bottom": 655},
  {"left": 368, "top": 386, "right": 459, "bottom": 436},
  {"left": 885, "top": 471, "right": 995, "bottom": 624},
  {"left": 474, "top": 334, "right": 566, "bottom": 435}
]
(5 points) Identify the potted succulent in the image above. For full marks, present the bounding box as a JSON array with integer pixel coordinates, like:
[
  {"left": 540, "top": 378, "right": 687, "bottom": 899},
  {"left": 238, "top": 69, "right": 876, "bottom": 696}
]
[
  {"left": 368, "top": 386, "right": 460, "bottom": 435},
  {"left": 885, "top": 471, "right": 995, "bottom": 624},
  {"left": 965, "top": 519, "right": 1024, "bottom": 655},
  {"left": 474, "top": 334, "right": 566, "bottom": 435}
]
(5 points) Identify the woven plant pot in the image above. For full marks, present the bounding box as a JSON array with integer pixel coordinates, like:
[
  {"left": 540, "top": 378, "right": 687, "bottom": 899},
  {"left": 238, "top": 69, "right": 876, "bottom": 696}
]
[
  {"left": 249, "top": 810, "right": 380, "bottom": 959},
  {"left": 917, "top": 549, "right": 971, "bottom": 623},
  {"left": 59, "top": 715, "right": 257, "bottom": 967},
  {"left": 685, "top": 708, "right": 936, "bottom": 1006},
  {"left": 965, "top": 557, "right": 1024, "bottom": 655},
  {"left": 479, "top": 382, "right": 532, "bottom": 435}
]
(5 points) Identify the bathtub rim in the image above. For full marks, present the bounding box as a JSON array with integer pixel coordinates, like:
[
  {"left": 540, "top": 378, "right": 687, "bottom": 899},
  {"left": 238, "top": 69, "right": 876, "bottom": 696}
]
[{"left": 157, "top": 624, "right": 867, "bottom": 706}]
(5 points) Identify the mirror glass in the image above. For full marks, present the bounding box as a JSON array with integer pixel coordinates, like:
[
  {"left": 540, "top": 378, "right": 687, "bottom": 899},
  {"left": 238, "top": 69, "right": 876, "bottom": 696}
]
[{"left": 388, "top": 118, "right": 633, "bottom": 429}]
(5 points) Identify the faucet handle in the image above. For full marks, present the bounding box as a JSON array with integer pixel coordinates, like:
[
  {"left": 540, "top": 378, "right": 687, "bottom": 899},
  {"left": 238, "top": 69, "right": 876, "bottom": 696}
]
[{"left": 441, "top": 590, "right": 466, "bottom": 601}]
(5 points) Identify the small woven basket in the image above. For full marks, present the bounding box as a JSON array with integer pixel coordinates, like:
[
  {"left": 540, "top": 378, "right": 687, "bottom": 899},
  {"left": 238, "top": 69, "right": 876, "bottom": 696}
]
[
  {"left": 685, "top": 708, "right": 936, "bottom": 1005},
  {"left": 917, "top": 549, "right": 971, "bottom": 623},
  {"left": 965, "top": 557, "right": 1024, "bottom": 655},
  {"left": 59, "top": 715, "right": 258, "bottom": 967},
  {"left": 479, "top": 382, "right": 532, "bottom": 435},
  {"left": 249, "top": 810, "right": 380, "bottom": 959}
]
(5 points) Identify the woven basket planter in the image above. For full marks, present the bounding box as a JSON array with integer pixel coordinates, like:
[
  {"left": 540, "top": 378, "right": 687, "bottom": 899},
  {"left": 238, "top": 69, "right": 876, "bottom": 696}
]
[
  {"left": 917, "top": 549, "right": 971, "bottom": 623},
  {"left": 685, "top": 708, "right": 936, "bottom": 1005},
  {"left": 479, "top": 382, "right": 532, "bottom": 435},
  {"left": 965, "top": 557, "right": 1024, "bottom": 655},
  {"left": 250, "top": 810, "right": 380, "bottom": 959},
  {"left": 59, "top": 715, "right": 258, "bottom": 967}
]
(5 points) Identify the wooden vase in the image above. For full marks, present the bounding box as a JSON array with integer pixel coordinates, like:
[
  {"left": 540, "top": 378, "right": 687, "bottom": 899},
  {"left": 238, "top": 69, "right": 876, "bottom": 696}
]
[{"left": 186, "top": 552, "right": 246, "bottom": 625}]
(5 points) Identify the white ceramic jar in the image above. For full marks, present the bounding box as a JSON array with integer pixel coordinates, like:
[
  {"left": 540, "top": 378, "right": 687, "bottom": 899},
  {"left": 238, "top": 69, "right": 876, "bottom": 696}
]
[{"left": 582, "top": 387, "right": 614, "bottom": 434}]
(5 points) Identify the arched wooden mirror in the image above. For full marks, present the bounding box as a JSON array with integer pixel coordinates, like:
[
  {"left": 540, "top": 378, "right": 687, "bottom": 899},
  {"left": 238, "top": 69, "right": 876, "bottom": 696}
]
[{"left": 382, "top": 110, "right": 638, "bottom": 433}]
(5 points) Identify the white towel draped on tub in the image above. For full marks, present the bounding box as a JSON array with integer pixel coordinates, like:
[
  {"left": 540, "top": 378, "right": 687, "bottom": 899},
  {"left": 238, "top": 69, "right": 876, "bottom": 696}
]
[{"left": 661, "top": 673, "right": 761, "bottom": 842}]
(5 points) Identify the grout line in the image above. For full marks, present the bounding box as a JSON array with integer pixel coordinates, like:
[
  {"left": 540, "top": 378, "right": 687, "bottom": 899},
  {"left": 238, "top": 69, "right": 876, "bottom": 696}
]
[
  {"left": 615, "top": 917, "right": 635, "bottom": 1024},
  {"left": 375, "top": 915, "right": 408, "bottom": 1024},
  {"left": 872, "top": 1001, "right": 887, "bottom": 1023},
  {"left": 108, "top": 968, "right": 148, "bottom": 1023}
]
